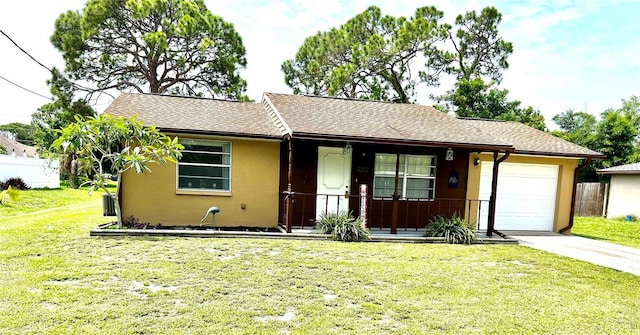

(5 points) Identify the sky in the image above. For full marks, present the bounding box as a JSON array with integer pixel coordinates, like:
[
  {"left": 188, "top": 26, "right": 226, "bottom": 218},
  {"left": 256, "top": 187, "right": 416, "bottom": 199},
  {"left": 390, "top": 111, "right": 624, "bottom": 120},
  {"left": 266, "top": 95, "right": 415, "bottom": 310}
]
[{"left": 1, "top": 0, "right": 639, "bottom": 128}]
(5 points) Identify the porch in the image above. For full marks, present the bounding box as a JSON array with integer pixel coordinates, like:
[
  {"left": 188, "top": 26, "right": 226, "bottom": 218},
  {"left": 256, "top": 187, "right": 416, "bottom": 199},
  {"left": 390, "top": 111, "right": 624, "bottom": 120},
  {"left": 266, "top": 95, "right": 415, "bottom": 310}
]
[
  {"left": 277, "top": 138, "right": 507, "bottom": 234},
  {"left": 280, "top": 192, "right": 490, "bottom": 232}
]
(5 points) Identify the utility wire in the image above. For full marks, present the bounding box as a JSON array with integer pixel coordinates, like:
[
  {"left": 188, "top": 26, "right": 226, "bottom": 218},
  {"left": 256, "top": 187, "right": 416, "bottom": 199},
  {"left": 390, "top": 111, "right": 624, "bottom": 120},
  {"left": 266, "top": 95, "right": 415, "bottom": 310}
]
[
  {"left": 0, "top": 28, "right": 111, "bottom": 98},
  {"left": 0, "top": 28, "right": 53, "bottom": 73},
  {"left": 0, "top": 75, "right": 52, "bottom": 100}
]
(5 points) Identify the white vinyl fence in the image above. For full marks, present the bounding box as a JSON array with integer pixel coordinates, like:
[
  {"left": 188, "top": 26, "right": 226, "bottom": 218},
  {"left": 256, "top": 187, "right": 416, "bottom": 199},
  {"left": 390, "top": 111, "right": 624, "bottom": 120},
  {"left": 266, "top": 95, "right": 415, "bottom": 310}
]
[{"left": 0, "top": 154, "right": 60, "bottom": 188}]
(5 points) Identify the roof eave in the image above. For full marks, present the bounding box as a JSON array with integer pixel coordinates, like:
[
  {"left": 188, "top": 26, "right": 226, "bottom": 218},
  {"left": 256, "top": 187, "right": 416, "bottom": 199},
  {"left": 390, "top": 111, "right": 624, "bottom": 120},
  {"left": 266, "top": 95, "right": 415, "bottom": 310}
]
[
  {"left": 157, "top": 127, "right": 283, "bottom": 140},
  {"left": 291, "top": 132, "right": 514, "bottom": 152},
  {"left": 597, "top": 170, "right": 640, "bottom": 175},
  {"left": 513, "top": 150, "right": 606, "bottom": 160}
]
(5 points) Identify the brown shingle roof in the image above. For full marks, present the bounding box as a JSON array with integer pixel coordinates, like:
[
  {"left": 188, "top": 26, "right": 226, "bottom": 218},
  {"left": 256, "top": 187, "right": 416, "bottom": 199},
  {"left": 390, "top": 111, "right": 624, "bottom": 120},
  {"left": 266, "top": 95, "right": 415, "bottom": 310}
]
[
  {"left": 105, "top": 93, "right": 282, "bottom": 138},
  {"left": 598, "top": 162, "right": 640, "bottom": 175},
  {"left": 460, "top": 118, "right": 604, "bottom": 158},
  {"left": 264, "top": 93, "right": 512, "bottom": 150}
]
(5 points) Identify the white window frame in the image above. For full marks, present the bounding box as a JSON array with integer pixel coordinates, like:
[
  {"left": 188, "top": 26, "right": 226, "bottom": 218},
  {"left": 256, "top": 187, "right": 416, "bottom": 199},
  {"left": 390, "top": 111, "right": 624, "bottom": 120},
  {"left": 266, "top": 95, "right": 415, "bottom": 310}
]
[
  {"left": 373, "top": 153, "right": 436, "bottom": 200},
  {"left": 176, "top": 139, "right": 232, "bottom": 192}
]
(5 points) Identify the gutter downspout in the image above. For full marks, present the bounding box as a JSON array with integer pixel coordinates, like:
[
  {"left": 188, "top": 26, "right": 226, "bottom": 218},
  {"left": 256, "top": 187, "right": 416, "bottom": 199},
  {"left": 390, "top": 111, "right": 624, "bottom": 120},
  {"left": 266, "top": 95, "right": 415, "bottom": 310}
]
[
  {"left": 559, "top": 157, "right": 592, "bottom": 234},
  {"left": 283, "top": 135, "right": 294, "bottom": 233},
  {"left": 486, "top": 151, "right": 510, "bottom": 237}
]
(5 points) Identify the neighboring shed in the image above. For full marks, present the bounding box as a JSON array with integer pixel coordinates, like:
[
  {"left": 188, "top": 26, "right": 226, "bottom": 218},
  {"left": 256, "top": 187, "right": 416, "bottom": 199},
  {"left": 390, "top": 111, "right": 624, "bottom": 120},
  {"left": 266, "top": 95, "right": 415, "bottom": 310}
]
[{"left": 598, "top": 162, "right": 640, "bottom": 218}]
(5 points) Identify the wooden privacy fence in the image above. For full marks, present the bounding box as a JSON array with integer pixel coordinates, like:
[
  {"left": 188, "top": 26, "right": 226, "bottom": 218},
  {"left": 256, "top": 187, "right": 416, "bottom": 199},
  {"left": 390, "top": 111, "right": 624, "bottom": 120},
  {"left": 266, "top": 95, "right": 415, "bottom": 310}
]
[{"left": 574, "top": 182, "right": 606, "bottom": 217}]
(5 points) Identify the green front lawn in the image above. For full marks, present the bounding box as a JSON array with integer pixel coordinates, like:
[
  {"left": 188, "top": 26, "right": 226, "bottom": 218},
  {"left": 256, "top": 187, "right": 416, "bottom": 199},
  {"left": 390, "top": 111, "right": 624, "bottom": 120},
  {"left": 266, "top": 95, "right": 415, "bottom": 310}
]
[
  {"left": 1, "top": 190, "right": 639, "bottom": 334},
  {"left": 573, "top": 216, "right": 640, "bottom": 248}
]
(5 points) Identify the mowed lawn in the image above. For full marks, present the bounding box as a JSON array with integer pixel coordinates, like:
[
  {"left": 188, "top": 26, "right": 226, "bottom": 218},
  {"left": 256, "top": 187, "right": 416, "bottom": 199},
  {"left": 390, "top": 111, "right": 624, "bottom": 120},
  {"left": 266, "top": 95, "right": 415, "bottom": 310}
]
[
  {"left": 573, "top": 216, "right": 640, "bottom": 249},
  {"left": 1, "top": 189, "right": 639, "bottom": 334}
]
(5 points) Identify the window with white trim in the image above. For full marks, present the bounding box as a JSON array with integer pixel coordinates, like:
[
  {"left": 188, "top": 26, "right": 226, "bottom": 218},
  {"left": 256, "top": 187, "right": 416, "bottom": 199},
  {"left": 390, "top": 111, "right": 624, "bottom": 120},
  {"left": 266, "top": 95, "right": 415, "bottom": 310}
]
[
  {"left": 373, "top": 154, "right": 436, "bottom": 199},
  {"left": 177, "top": 139, "right": 231, "bottom": 191}
]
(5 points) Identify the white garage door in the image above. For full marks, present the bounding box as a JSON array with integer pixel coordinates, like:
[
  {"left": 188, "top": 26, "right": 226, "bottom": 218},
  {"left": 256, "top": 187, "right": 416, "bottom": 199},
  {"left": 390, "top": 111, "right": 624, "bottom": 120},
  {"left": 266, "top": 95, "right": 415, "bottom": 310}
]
[{"left": 479, "top": 162, "right": 558, "bottom": 231}]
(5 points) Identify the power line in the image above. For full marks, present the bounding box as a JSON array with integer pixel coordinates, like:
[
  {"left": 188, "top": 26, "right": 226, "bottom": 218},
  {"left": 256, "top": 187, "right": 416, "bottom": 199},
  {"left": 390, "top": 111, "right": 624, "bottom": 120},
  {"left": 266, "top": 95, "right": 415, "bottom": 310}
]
[
  {"left": 0, "top": 75, "right": 52, "bottom": 101},
  {"left": 0, "top": 28, "right": 113, "bottom": 99},
  {"left": 0, "top": 28, "right": 53, "bottom": 73}
]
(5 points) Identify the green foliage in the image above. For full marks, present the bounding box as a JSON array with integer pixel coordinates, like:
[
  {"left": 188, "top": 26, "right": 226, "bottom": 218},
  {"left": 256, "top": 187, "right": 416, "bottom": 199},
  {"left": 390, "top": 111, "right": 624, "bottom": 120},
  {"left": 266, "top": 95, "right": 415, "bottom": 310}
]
[
  {"left": 0, "top": 144, "right": 6, "bottom": 155},
  {"left": 316, "top": 212, "right": 370, "bottom": 242},
  {"left": 450, "top": 78, "right": 546, "bottom": 129},
  {"left": 282, "top": 6, "right": 447, "bottom": 102},
  {"left": 426, "top": 6, "right": 513, "bottom": 84},
  {"left": 0, "top": 122, "right": 35, "bottom": 145},
  {"left": 424, "top": 214, "right": 477, "bottom": 244},
  {"left": 552, "top": 97, "right": 640, "bottom": 181},
  {"left": 51, "top": 114, "right": 183, "bottom": 227},
  {"left": 595, "top": 109, "right": 638, "bottom": 169},
  {"left": 0, "top": 186, "right": 20, "bottom": 205},
  {"left": 51, "top": 0, "right": 248, "bottom": 100},
  {"left": 33, "top": 67, "right": 96, "bottom": 152}
]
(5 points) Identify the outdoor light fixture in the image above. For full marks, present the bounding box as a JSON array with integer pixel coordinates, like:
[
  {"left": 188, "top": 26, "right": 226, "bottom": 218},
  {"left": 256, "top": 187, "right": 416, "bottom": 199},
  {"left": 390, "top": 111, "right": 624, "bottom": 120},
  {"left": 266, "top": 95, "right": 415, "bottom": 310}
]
[
  {"left": 343, "top": 143, "right": 353, "bottom": 155},
  {"left": 445, "top": 147, "right": 454, "bottom": 161},
  {"left": 474, "top": 156, "right": 481, "bottom": 166}
]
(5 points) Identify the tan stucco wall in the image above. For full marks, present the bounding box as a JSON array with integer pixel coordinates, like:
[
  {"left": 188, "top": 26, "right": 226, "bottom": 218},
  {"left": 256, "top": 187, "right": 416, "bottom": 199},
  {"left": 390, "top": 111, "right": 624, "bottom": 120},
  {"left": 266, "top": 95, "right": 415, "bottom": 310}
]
[
  {"left": 120, "top": 136, "right": 281, "bottom": 227},
  {"left": 606, "top": 175, "right": 640, "bottom": 218},
  {"left": 466, "top": 153, "right": 579, "bottom": 232}
]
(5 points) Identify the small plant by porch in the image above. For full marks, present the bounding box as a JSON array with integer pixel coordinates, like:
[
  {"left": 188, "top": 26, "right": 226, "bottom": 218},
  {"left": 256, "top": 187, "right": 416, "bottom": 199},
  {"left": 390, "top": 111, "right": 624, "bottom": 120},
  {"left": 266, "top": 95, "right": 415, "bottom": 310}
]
[
  {"left": 424, "top": 214, "right": 477, "bottom": 244},
  {"left": 315, "top": 212, "right": 371, "bottom": 242}
]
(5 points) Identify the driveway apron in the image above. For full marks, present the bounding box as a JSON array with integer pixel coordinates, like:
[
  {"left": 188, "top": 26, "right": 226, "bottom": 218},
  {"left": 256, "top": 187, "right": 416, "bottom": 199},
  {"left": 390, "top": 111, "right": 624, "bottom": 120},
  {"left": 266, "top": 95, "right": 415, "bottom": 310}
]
[{"left": 512, "top": 233, "right": 640, "bottom": 276}]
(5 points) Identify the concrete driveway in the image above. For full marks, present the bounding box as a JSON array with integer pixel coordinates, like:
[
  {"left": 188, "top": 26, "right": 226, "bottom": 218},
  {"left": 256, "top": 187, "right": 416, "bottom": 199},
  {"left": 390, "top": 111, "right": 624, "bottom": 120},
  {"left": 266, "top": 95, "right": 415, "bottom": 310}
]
[{"left": 510, "top": 233, "right": 640, "bottom": 276}]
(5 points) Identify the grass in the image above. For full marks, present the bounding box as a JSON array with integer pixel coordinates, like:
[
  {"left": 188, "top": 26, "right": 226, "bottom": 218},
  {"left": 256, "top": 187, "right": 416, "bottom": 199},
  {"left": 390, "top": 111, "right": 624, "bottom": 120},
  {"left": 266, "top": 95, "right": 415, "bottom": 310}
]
[
  {"left": 1, "top": 190, "right": 639, "bottom": 334},
  {"left": 572, "top": 216, "right": 640, "bottom": 248}
]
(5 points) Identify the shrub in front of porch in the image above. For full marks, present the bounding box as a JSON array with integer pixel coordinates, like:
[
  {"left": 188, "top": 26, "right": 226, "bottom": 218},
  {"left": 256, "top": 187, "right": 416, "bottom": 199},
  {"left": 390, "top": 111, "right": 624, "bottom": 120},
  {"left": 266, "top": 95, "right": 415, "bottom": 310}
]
[
  {"left": 315, "top": 212, "right": 370, "bottom": 242},
  {"left": 424, "top": 214, "right": 477, "bottom": 244}
]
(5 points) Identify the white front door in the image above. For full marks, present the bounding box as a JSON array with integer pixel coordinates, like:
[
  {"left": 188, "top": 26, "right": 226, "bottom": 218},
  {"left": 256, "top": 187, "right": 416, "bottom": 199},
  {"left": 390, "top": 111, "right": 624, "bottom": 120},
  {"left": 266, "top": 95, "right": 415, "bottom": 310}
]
[{"left": 316, "top": 146, "right": 352, "bottom": 218}]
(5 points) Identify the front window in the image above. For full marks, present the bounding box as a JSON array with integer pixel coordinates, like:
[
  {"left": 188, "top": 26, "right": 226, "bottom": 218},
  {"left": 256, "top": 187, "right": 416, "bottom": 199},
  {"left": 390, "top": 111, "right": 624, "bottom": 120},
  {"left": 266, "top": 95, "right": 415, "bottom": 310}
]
[
  {"left": 177, "top": 139, "right": 231, "bottom": 191},
  {"left": 373, "top": 154, "right": 436, "bottom": 199}
]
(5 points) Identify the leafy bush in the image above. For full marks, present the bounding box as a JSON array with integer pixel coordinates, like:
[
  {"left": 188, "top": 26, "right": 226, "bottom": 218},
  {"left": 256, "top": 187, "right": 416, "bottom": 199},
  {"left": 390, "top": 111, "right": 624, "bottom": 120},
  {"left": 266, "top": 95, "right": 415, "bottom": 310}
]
[
  {"left": 424, "top": 214, "right": 477, "bottom": 244},
  {"left": 1, "top": 177, "right": 31, "bottom": 190},
  {"left": 316, "top": 212, "right": 370, "bottom": 242}
]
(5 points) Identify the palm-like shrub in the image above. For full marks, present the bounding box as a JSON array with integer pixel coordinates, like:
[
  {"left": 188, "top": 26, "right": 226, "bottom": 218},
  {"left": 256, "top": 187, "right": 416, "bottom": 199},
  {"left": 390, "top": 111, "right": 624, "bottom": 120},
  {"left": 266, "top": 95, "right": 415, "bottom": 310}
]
[
  {"left": 316, "top": 212, "right": 370, "bottom": 242},
  {"left": 424, "top": 214, "right": 477, "bottom": 244}
]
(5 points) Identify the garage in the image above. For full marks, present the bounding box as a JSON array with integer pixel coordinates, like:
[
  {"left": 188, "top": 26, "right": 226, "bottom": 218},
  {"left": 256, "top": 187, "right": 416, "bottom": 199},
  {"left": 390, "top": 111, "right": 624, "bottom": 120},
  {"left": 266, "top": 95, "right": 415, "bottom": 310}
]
[{"left": 478, "top": 162, "right": 559, "bottom": 231}]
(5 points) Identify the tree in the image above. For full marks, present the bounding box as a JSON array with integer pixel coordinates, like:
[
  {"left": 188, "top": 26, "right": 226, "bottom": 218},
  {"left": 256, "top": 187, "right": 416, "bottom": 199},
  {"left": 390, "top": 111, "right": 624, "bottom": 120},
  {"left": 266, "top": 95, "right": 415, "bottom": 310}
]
[
  {"left": 551, "top": 104, "right": 638, "bottom": 182},
  {"left": 425, "top": 6, "right": 513, "bottom": 84},
  {"left": 450, "top": 78, "right": 546, "bottom": 130},
  {"left": 0, "top": 145, "right": 6, "bottom": 155},
  {"left": 33, "top": 68, "right": 96, "bottom": 151},
  {"left": 52, "top": 0, "right": 247, "bottom": 100},
  {"left": 594, "top": 110, "right": 637, "bottom": 169},
  {"left": 33, "top": 68, "right": 96, "bottom": 188},
  {"left": 0, "top": 123, "right": 35, "bottom": 145},
  {"left": 52, "top": 114, "right": 183, "bottom": 227},
  {"left": 551, "top": 109, "right": 598, "bottom": 147},
  {"left": 282, "top": 6, "right": 447, "bottom": 102}
]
